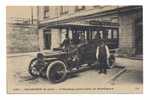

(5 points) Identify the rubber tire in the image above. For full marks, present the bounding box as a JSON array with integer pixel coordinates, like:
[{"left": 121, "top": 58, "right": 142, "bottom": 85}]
[
  {"left": 28, "top": 58, "right": 39, "bottom": 77},
  {"left": 46, "top": 60, "right": 67, "bottom": 83},
  {"left": 108, "top": 55, "right": 116, "bottom": 68}
]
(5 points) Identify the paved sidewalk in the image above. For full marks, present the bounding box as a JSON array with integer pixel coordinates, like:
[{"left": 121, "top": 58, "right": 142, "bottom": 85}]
[{"left": 110, "top": 57, "right": 143, "bottom": 86}]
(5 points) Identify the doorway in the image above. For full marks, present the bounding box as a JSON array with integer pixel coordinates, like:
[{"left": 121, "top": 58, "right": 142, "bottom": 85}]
[
  {"left": 135, "top": 18, "right": 143, "bottom": 54},
  {"left": 44, "top": 30, "right": 51, "bottom": 49}
]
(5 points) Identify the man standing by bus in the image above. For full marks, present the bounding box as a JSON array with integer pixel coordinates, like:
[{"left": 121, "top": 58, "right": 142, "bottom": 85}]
[{"left": 96, "top": 40, "right": 110, "bottom": 74}]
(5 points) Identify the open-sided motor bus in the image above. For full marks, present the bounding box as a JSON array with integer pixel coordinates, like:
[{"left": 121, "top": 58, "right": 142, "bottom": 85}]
[{"left": 28, "top": 21, "right": 119, "bottom": 83}]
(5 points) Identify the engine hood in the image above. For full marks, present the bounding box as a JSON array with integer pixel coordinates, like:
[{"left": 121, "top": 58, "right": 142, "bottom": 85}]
[{"left": 39, "top": 50, "right": 67, "bottom": 58}]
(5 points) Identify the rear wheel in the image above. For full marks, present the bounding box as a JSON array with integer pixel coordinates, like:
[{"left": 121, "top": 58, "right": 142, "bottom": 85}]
[
  {"left": 46, "top": 60, "right": 67, "bottom": 83},
  {"left": 109, "top": 55, "right": 116, "bottom": 68}
]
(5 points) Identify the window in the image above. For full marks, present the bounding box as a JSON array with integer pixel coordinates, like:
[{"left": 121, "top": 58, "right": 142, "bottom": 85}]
[
  {"left": 103, "top": 30, "right": 108, "bottom": 39},
  {"left": 75, "top": 6, "right": 85, "bottom": 11},
  {"left": 72, "top": 30, "right": 84, "bottom": 44},
  {"left": 92, "top": 31, "right": 97, "bottom": 39},
  {"left": 79, "top": 31, "right": 86, "bottom": 42},
  {"left": 68, "top": 30, "right": 72, "bottom": 39},
  {"left": 113, "top": 29, "right": 118, "bottom": 39},
  {"left": 93, "top": 31, "right": 103, "bottom": 40},
  {"left": 60, "top": 6, "right": 68, "bottom": 15},
  {"left": 44, "top": 30, "right": 51, "bottom": 49},
  {"left": 43, "top": 6, "right": 49, "bottom": 18},
  {"left": 61, "top": 29, "right": 67, "bottom": 43},
  {"left": 100, "top": 31, "right": 103, "bottom": 39},
  {"left": 107, "top": 29, "right": 112, "bottom": 39}
]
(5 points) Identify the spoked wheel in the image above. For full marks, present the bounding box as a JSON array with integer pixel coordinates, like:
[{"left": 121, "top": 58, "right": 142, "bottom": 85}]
[
  {"left": 46, "top": 60, "right": 67, "bottom": 83},
  {"left": 28, "top": 58, "right": 39, "bottom": 77}
]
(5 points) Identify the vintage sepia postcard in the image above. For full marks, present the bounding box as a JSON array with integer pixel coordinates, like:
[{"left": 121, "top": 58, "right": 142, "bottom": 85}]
[{"left": 6, "top": 6, "right": 143, "bottom": 94}]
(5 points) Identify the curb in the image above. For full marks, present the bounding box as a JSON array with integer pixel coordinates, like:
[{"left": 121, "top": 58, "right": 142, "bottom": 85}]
[
  {"left": 7, "top": 52, "right": 38, "bottom": 57},
  {"left": 105, "top": 67, "right": 127, "bottom": 83},
  {"left": 116, "top": 56, "right": 143, "bottom": 60}
]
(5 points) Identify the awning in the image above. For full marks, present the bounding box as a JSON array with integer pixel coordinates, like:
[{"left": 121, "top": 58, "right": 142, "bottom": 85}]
[{"left": 43, "top": 21, "right": 119, "bottom": 30}]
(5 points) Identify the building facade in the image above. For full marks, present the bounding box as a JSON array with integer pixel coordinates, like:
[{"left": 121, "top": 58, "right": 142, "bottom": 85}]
[{"left": 38, "top": 6, "right": 142, "bottom": 55}]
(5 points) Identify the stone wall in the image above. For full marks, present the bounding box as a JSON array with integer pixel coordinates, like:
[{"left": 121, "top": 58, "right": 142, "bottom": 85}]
[{"left": 7, "top": 24, "right": 39, "bottom": 54}]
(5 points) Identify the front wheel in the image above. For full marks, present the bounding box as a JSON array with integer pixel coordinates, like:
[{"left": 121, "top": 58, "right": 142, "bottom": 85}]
[
  {"left": 28, "top": 58, "right": 39, "bottom": 77},
  {"left": 46, "top": 60, "right": 67, "bottom": 83}
]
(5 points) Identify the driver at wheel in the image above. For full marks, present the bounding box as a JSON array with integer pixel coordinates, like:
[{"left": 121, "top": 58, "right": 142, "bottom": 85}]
[{"left": 61, "top": 33, "right": 70, "bottom": 52}]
